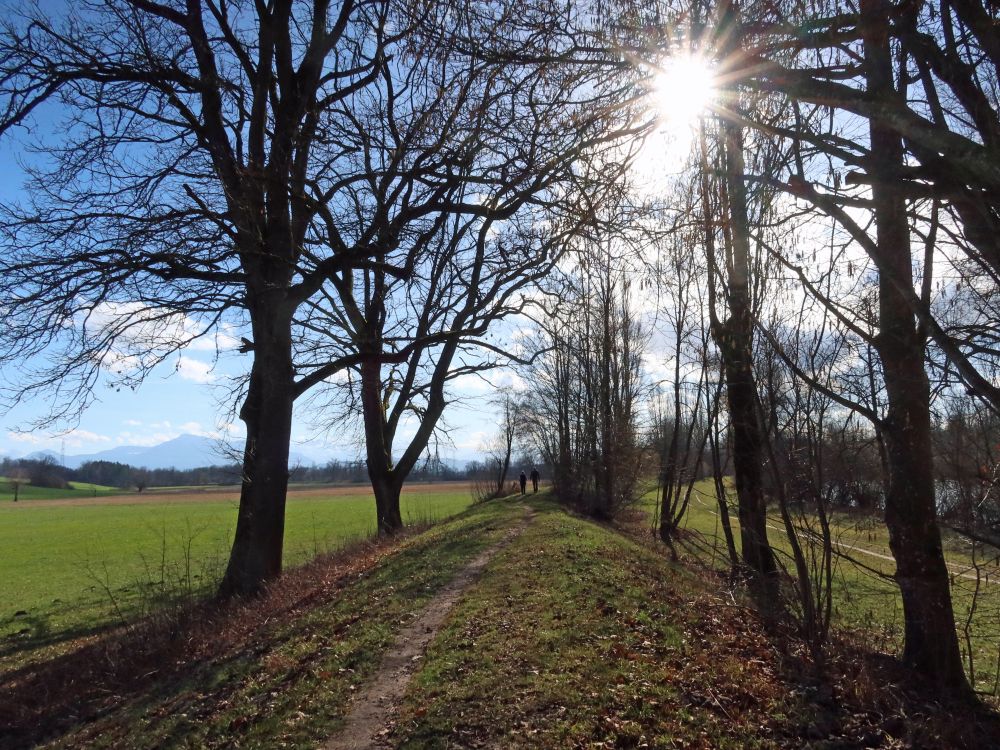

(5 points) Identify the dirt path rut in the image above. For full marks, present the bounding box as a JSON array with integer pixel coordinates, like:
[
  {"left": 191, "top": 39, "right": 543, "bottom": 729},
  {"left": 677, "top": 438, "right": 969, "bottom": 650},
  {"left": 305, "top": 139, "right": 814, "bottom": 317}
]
[{"left": 320, "top": 506, "right": 533, "bottom": 750}]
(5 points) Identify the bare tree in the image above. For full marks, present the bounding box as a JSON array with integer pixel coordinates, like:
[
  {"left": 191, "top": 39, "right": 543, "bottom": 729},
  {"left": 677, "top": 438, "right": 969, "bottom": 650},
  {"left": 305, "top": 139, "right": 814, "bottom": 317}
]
[
  {"left": 287, "top": 4, "right": 647, "bottom": 534},
  {"left": 740, "top": 0, "right": 1000, "bottom": 414},
  {"left": 648, "top": 218, "right": 720, "bottom": 556},
  {"left": 525, "top": 236, "right": 647, "bottom": 520},
  {"left": 855, "top": 0, "right": 966, "bottom": 691},
  {"left": 694, "top": 46, "right": 779, "bottom": 595},
  {"left": 478, "top": 388, "right": 520, "bottom": 501},
  {"left": 677, "top": 0, "right": 979, "bottom": 692},
  {"left": 0, "top": 0, "right": 429, "bottom": 596},
  {"left": 7, "top": 466, "right": 27, "bottom": 502},
  {"left": 0, "top": 0, "right": 645, "bottom": 588},
  {"left": 756, "top": 313, "right": 842, "bottom": 653}
]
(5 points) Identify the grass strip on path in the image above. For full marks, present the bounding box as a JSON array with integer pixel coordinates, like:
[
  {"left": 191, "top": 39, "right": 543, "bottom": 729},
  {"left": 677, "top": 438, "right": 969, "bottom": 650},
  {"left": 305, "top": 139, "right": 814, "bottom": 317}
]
[
  {"left": 323, "top": 505, "right": 534, "bottom": 750},
  {"left": 393, "top": 497, "right": 791, "bottom": 749},
  {"left": 392, "top": 498, "right": 1000, "bottom": 749}
]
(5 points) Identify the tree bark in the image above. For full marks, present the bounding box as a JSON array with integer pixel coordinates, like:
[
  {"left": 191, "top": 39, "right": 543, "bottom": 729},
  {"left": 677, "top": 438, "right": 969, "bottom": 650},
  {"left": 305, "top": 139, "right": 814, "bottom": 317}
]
[
  {"left": 704, "top": 0, "right": 777, "bottom": 593},
  {"left": 718, "top": 115, "right": 778, "bottom": 589},
  {"left": 862, "top": 0, "right": 970, "bottom": 693},
  {"left": 370, "top": 468, "right": 404, "bottom": 534},
  {"left": 359, "top": 357, "right": 405, "bottom": 535},
  {"left": 218, "top": 295, "right": 295, "bottom": 598}
]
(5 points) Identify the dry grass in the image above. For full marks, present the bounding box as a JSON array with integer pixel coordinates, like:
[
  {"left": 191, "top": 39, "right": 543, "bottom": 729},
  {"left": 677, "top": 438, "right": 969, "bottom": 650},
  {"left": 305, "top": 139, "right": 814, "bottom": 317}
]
[{"left": 617, "top": 507, "right": 1000, "bottom": 748}]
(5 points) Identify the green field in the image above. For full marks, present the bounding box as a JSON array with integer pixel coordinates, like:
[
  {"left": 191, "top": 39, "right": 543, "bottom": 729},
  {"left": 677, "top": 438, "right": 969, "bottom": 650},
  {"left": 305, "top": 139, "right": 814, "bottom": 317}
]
[
  {"left": 646, "top": 481, "right": 1000, "bottom": 694},
  {"left": 12, "top": 496, "right": 994, "bottom": 749},
  {"left": 1, "top": 484, "right": 473, "bottom": 665},
  {"left": 0, "top": 478, "right": 124, "bottom": 502}
]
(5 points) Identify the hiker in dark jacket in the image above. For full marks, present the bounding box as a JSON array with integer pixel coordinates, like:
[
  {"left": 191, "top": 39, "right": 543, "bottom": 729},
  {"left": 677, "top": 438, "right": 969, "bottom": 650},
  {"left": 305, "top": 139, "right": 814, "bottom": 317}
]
[
  {"left": 519, "top": 471, "right": 527, "bottom": 494},
  {"left": 530, "top": 467, "right": 540, "bottom": 492}
]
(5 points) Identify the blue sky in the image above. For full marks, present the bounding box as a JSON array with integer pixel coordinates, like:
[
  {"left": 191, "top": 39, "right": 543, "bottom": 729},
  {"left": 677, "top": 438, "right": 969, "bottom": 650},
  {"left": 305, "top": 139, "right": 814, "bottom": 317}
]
[
  {"left": 0, "top": 133, "right": 500, "bottom": 464},
  {"left": 0, "top": 50, "right": 510, "bottom": 466},
  {"left": 0, "top": 0, "right": 673, "bottom": 468},
  {"left": 0, "top": 292, "right": 505, "bottom": 463},
  {"left": 0, "top": 345, "right": 501, "bottom": 464}
]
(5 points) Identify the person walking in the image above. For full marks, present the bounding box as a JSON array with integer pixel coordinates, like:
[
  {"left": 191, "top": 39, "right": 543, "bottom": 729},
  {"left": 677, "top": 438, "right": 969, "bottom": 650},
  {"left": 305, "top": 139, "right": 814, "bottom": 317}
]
[
  {"left": 530, "top": 467, "right": 540, "bottom": 492},
  {"left": 519, "top": 470, "right": 527, "bottom": 495}
]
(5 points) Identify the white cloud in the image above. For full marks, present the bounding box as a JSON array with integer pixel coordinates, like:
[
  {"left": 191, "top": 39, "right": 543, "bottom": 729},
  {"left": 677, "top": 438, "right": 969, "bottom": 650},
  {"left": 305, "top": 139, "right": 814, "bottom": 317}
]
[
  {"left": 63, "top": 429, "right": 113, "bottom": 448},
  {"left": 6, "top": 428, "right": 112, "bottom": 451},
  {"left": 81, "top": 301, "right": 241, "bottom": 380},
  {"left": 455, "top": 430, "right": 489, "bottom": 451},
  {"left": 216, "top": 421, "right": 242, "bottom": 437},
  {"left": 112, "top": 420, "right": 236, "bottom": 448},
  {"left": 186, "top": 326, "right": 240, "bottom": 352},
  {"left": 486, "top": 371, "right": 527, "bottom": 391},
  {"left": 178, "top": 420, "right": 215, "bottom": 437},
  {"left": 323, "top": 369, "right": 350, "bottom": 384},
  {"left": 642, "top": 353, "right": 675, "bottom": 384},
  {"left": 115, "top": 430, "right": 180, "bottom": 447},
  {"left": 175, "top": 356, "right": 215, "bottom": 383},
  {"left": 6, "top": 431, "right": 48, "bottom": 445},
  {"left": 450, "top": 373, "right": 492, "bottom": 394}
]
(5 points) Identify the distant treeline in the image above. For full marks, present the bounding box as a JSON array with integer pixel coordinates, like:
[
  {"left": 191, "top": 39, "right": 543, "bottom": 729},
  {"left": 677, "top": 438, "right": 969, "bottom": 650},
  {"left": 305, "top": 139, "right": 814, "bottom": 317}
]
[
  {"left": 288, "top": 457, "right": 480, "bottom": 485},
  {"left": 1, "top": 454, "right": 502, "bottom": 490}
]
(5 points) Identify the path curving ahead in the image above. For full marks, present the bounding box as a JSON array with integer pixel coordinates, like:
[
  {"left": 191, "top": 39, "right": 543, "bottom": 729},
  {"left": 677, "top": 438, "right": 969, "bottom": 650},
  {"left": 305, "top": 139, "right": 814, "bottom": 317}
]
[{"left": 320, "top": 506, "right": 534, "bottom": 750}]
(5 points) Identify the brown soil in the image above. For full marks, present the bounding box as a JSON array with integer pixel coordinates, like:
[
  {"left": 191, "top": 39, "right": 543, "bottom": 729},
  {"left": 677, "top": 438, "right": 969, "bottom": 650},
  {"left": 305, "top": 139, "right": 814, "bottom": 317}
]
[
  {"left": 320, "top": 506, "right": 534, "bottom": 750},
  {"left": 7, "top": 481, "right": 473, "bottom": 509}
]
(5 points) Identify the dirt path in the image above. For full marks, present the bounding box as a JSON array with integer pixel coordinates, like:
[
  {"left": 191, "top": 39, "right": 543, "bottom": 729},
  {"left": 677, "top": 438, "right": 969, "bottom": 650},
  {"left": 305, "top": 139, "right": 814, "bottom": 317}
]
[{"left": 320, "top": 506, "right": 534, "bottom": 750}]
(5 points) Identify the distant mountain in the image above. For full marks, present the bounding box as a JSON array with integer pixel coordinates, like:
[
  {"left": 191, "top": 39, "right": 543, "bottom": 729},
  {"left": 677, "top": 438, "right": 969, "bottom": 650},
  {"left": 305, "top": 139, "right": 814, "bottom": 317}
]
[{"left": 24, "top": 434, "right": 317, "bottom": 471}]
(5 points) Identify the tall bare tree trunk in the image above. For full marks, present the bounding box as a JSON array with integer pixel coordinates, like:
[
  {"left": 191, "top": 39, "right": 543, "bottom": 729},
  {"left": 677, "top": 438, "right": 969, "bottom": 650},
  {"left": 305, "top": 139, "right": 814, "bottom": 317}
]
[
  {"left": 360, "top": 357, "right": 405, "bottom": 535},
  {"left": 701, "top": 2, "right": 777, "bottom": 593},
  {"left": 862, "top": 0, "right": 969, "bottom": 693},
  {"left": 219, "top": 295, "right": 295, "bottom": 598},
  {"left": 709, "top": 410, "right": 741, "bottom": 572},
  {"left": 718, "top": 113, "right": 778, "bottom": 590}
]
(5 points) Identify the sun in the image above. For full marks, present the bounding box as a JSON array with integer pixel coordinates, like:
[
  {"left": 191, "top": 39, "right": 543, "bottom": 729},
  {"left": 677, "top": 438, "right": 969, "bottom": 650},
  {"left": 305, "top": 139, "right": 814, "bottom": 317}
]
[
  {"left": 654, "top": 54, "right": 717, "bottom": 130},
  {"left": 636, "top": 54, "right": 717, "bottom": 179}
]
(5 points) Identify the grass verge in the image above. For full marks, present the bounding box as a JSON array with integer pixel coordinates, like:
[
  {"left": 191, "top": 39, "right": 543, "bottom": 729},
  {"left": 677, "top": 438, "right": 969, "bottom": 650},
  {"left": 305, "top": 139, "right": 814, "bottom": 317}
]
[
  {"left": 0, "top": 498, "right": 512, "bottom": 749},
  {"left": 4, "top": 496, "right": 998, "bottom": 749},
  {"left": 646, "top": 481, "right": 1000, "bottom": 695},
  {"left": 1, "top": 488, "right": 472, "bottom": 671},
  {"left": 393, "top": 497, "right": 1000, "bottom": 749},
  {"left": 393, "top": 497, "right": 790, "bottom": 748},
  {"left": 0, "top": 479, "right": 123, "bottom": 502}
]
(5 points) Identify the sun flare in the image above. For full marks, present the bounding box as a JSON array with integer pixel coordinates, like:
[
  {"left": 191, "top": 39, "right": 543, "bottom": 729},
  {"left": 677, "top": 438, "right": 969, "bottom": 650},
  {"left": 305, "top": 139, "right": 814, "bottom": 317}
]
[
  {"left": 633, "top": 54, "right": 718, "bottom": 183},
  {"left": 653, "top": 54, "right": 717, "bottom": 130}
]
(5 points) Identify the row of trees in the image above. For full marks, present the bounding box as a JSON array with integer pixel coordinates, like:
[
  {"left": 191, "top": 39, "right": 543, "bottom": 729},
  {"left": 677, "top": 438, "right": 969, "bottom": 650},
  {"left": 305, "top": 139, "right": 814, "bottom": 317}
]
[
  {"left": 0, "top": 457, "right": 73, "bottom": 494},
  {"left": 1, "top": 0, "right": 998, "bottom": 698},
  {"left": 0, "top": 1, "right": 641, "bottom": 596},
  {"left": 1, "top": 454, "right": 525, "bottom": 493},
  {"left": 641, "top": 0, "right": 999, "bottom": 695},
  {"left": 523, "top": 240, "right": 646, "bottom": 519},
  {"left": 484, "top": 0, "right": 1000, "bottom": 697},
  {"left": 715, "top": 0, "right": 998, "bottom": 694}
]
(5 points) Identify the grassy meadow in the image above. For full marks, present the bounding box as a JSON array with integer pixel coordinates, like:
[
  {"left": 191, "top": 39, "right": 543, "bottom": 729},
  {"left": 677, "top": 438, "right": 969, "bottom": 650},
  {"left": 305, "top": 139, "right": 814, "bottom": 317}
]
[
  {"left": 644, "top": 481, "right": 1000, "bottom": 695},
  {"left": 1, "top": 482, "right": 474, "bottom": 666},
  {"left": 18, "top": 496, "right": 995, "bottom": 749},
  {"left": 0, "top": 478, "right": 124, "bottom": 502}
]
